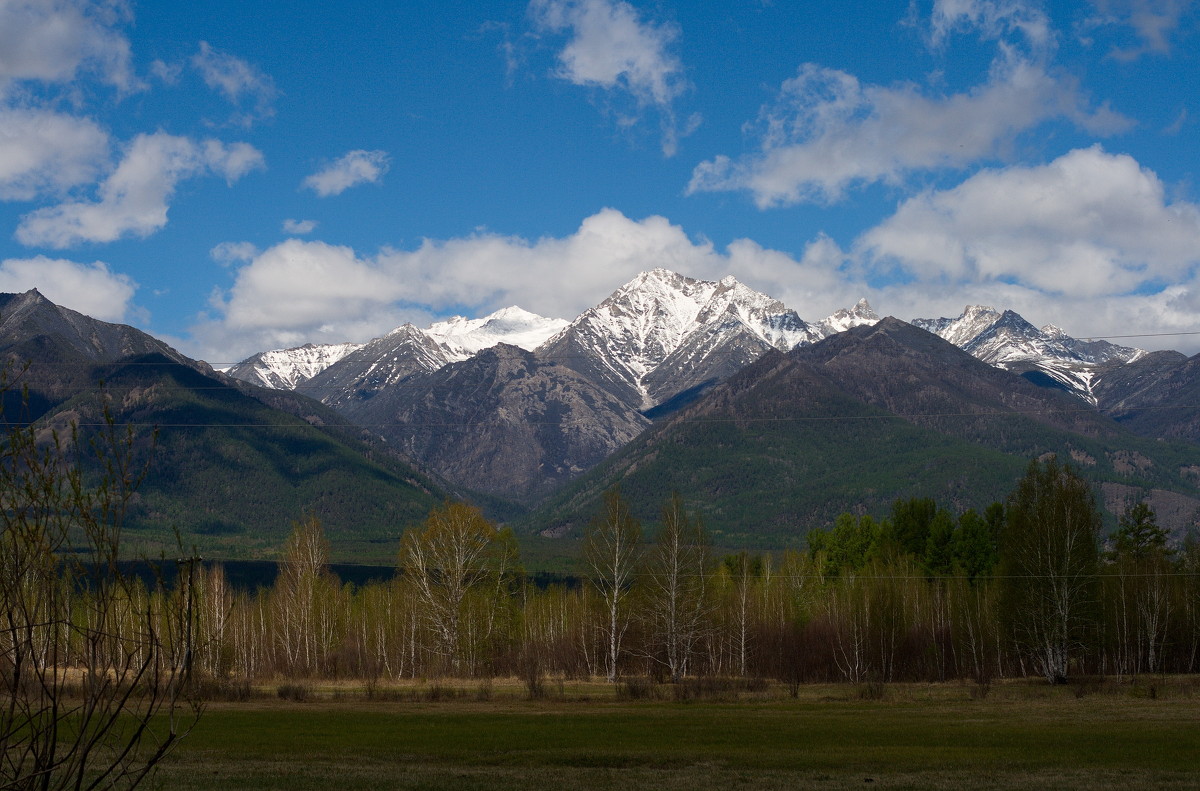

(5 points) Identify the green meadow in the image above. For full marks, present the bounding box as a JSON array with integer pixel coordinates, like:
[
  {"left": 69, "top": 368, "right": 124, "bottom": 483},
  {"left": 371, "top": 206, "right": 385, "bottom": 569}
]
[{"left": 151, "top": 679, "right": 1200, "bottom": 791}]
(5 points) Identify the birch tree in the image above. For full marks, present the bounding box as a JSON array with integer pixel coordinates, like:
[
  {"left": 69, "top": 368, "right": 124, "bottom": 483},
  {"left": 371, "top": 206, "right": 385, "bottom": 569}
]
[
  {"left": 399, "top": 501, "right": 514, "bottom": 675},
  {"left": 641, "top": 493, "right": 711, "bottom": 682},
  {"left": 583, "top": 488, "right": 641, "bottom": 682}
]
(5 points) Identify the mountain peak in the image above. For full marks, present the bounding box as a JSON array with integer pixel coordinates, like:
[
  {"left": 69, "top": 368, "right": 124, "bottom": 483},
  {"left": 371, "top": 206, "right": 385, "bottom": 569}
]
[
  {"left": 817, "top": 298, "right": 881, "bottom": 336},
  {"left": 427, "top": 305, "right": 567, "bottom": 359},
  {"left": 540, "top": 268, "right": 818, "bottom": 409}
]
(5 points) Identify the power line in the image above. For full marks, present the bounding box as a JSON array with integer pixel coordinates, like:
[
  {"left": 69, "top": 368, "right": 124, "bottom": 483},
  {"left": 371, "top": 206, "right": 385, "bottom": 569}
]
[{"left": 24, "top": 402, "right": 1200, "bottom": 429}]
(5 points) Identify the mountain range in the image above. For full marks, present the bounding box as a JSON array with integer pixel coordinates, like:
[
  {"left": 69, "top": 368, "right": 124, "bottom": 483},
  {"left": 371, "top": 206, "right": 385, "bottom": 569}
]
[
  {"left": 528, "top": 317, "right": 1200, "bottom": 545},
  {"left": 5, "top": 267, "right": 1200, "bottom": 561},
  {"left": 225, "top": 269, "right": 1195, "bottom": 510}
]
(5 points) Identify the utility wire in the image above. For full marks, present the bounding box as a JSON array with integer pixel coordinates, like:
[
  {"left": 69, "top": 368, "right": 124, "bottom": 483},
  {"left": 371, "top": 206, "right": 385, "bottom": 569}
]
[{"left": 19, "top": 402, "right": 1200, "bottom": 429}]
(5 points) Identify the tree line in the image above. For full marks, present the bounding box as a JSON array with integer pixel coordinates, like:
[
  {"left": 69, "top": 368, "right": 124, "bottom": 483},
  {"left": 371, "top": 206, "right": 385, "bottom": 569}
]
[
  {"left": 5, "top": 415, "right": 1199, "bottom": 790},
  {"left": 177, "top": 457, "right": 1200, "bottom": 686}
]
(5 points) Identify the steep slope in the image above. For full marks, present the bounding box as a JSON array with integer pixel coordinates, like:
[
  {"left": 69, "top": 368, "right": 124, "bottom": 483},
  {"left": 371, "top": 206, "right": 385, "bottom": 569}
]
[
  {"left": 301, "top": 324, "right": 452, "bottom": 409},
  {"left": 536, "top": 268, "right": 819, "bottom": 410},
  {"left": 912, "top": 305, "right": 1144, "bottom": 401},
  {"left": 0, "top": 290, "right": 447, "bottom": 560},
  {"left": 1092, "top": 349, "right": 1200, "bottom": 444},
  {"left": 291, "top": 305, "right": 567, "bottom": 409},
  {"left": 39, "top": 354, "right": 444, "bottom": 560},
  {"left": 339, "top": 343, "right": 650, "bottom": 501},
  {"left": 0, "top": 289, "right": 196, "bottom": 419},
  {"left": 225, "top": 342, "right": 361, "bottom": 389},
  {"left": 526, "top": 319, "right": 1200, "bottom": 545}
]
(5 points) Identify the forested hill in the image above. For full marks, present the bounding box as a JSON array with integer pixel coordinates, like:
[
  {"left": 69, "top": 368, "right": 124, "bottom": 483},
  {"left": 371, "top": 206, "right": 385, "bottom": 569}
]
[
  {"left": 523, "top": 319, "right": 1200, "bottom": 546},
  {"left": 0, "top": 291, "right": 448, "bottom": 561}
]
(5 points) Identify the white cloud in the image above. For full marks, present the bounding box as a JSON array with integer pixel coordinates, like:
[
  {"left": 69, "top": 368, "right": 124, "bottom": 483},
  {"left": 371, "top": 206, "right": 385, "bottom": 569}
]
[
  {"left": 858, "top": 146, "right": 1200, "bottom": 296},
  {"left": 0, "top": 0, "right": 138, "bottom": 96},
  {"left": 529, "top": 0, "right": 692, "bottom": 156},
  {"left": 210, "top": 241, "right": 259, "bottom": 265},
  {"left": 925, "top": 0, "right": 1054, "bottom": 51},
  {"left": 149, "top": 58, "right": 181, "bottom": 84},
  {"left": 188, "top": 208, "right": 862, "bottom": 362},
  {"left": 191, "top": 41, "right": 276, "bottom": 125},
  {"left": 0, "top": 255, "right": 135, "bottom": 320},
  {"left": 15, "top": 132, "right": 264, "bottom": 248},
  {"left": 302, "top": 150, "right": 390, "bottom": 197},
  {"left": 282, "top": 218, "right": 317, "bottom": 235},
  {"left": 0, "top": 108, "right": 110, "bottom": 200},
  {"left": 689, "top": 56, "right": 1129, "bottom": 207},
  {"left": 1085, "top": 0, "right": 1194, "bottom": 59},
  {"left": 189, "top": 191, "right": 1200, "bottom": 360}
]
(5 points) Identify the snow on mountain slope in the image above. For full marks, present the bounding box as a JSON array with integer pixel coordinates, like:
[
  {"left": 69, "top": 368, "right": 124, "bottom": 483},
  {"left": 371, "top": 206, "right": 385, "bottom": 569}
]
[
  {"left": 816, "top": 298, "right": 881, "bottom": 337},
  {"left": 226, "top": 342, "right": 362, "bottom": 390},
  {"left": 228, "top": 306, "right": 566, "bottom": 394},
  {"left": 301, "top": 323, "right": 453, "bottom": 407},
  {"left": 537, "top": 268, "right": 820, "bottom": 409},
  {"left": 912, "top": 306, "right": 1145, "bottom": 403},
  {"left": 426, "top": 306, "right": 568, "bottom": 361}
]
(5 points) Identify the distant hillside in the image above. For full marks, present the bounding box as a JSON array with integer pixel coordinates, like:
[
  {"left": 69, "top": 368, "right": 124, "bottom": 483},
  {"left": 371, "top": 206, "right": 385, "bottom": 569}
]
[
  {"left": 0, "top": 290, "right": 447, "bottom": 561},
  {"left": 524, "top": 319, "right": 1200, "bottom": 547},
  {"left": 41, "top": 354, "right": 445, "bottom": 561}
]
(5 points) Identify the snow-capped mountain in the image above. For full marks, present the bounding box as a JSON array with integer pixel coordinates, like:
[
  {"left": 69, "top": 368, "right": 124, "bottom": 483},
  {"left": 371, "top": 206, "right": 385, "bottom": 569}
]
[
  {"left": 225, "top": 342, "right": 362, "bottom": 390},
  {"left": 537, "top": 268, "right": 820, "bottom": 409},
  {"left": 912, "top": 306, "right": 1145, "bottom": 402},
  {"left": 426, "top": 306, "right": 568, "bottom": 361},
  {"left": 301, "top": 324, "right": 453, "bottom": 408},
  {"left": 229, "top": 305, "right": 567, "bottom": 397},
  {"left": 816, "top": 298, "right": 880, "bottom": 337}
]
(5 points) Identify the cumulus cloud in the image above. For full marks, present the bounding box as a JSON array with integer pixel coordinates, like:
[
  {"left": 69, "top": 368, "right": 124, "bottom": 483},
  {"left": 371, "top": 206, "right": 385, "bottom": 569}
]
[
  {"left": 0, "top": 108, "right": 110, "bottom": 200},
  {"left": 302, "top": 150, "right": 390, "bottom": 197},
  {"left": 189, "top": 199, "right": 1200, "bottom": 361},
  {"left": 857, "top": 146, "right": 1200, "bottom": 296},
  {"left": 689, "top": 56, "right": 1129, "bottom": 207},
  {"left": 15, "top": 132, "right": 264, "bottom": 248},
  {"left": 0, "top": 0, "right": 138, "bottom": 96},
  {"left": 845, "top": 146, "right": 1200, "bottom": 349},
  {"left": 282, "top": 218, "right": 317, "bottom": 235},
  {"left": 192, "top": 41, "right": 276, "bottom": 125},
  {"left": 529, "top": 0, "right": 693, "bottom": 156},
  {"left": 0, "top": 255, "right": 135, "bottom": 320},
  {"left": 189, "top": 208, "right": 863, "bottom": 361}
]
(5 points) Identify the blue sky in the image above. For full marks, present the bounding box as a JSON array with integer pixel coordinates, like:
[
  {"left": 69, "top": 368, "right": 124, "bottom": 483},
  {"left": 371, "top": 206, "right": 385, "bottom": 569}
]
[{"left": 1, "top": 0, "right": 1199, "bottom": 363}]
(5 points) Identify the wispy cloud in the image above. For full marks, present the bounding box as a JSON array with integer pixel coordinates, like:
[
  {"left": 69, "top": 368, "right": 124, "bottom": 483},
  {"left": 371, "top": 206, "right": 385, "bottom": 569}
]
[
  {"left": 210, "top": 241, "right": 259, "bottom": 266},
  {"left": 192, "top": 41, "right": 277, "bottom": 126},
  {"left": 302, "top": 149, "right": 390, "bottom": 196},
  {"left": 1083, "top": 0, "right": 1196, "bottom": 59},
  {"left": 924, "top": 0, "right": 1054, "bottom": 52},
  {"left": 688, "top": 55, "right": 1128, "bottom": 207},
  {"left": 529, "top": 0, "right": 695, "bottom": 156},
  {"left": 282, "top": 218, "right": 318, "bottom": 235},
  {"left": 15, "top": 132, "right": 264, "bottom": 248}
]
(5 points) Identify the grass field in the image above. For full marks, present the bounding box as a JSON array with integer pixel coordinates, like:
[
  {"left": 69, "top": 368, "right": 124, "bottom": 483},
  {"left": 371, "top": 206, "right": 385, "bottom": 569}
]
[{"left": 149, "top": 678, "right": 1200, "bottom": 790}]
